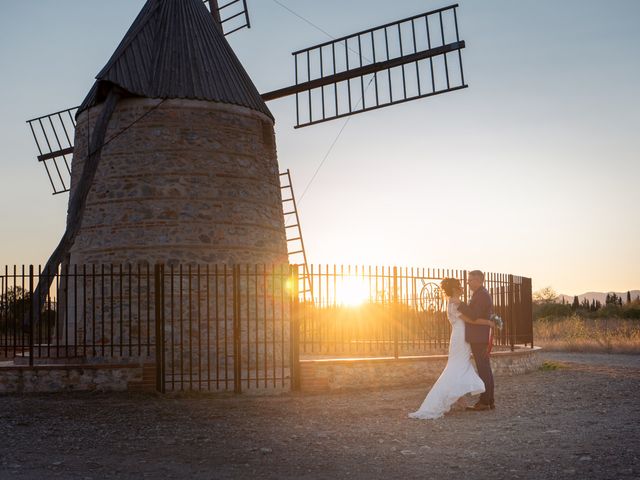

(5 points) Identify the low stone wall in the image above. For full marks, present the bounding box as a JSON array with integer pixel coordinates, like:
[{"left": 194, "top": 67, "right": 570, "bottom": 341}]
[
  {"left": 0, "top": 347, "right": 541, "bottom": 395},
  {"left": 0, "top": 364, "right": 147, "bottom": 394},
  {"left": 300, "top": 346, "right": 543, "bottom": 393}
]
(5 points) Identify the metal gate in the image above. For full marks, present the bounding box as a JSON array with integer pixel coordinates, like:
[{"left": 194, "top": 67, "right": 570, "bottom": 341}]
[{"left": 154, "top": 265, "right": 300, "bottom": 393}]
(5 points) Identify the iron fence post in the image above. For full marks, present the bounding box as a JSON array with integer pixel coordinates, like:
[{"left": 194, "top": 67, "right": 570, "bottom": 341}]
[
  {"left": 393, "top": 266, "right": 399, "bottom": 359},
  {"left": 290, "top": 265, "right": 301, "bottom": 391},
  {"left": 508, "top": 274, "right": 515, "bottom": 351},
  {"left": 523, "top": 277, "right": 533, "bottom": 348},
  {"left": 514, "top": 282, "right": 521, "bottom": 348},
  {"left": 232, "top": 265, "right": 242, "bottom": 394},
  {"left": 154, "top": 264, "right": 165, "bottom": 393},
  {"left": 29, "top": 265, "right": 34, "bottom": 367},
  {"left": 161, "top": 264, "right": 166, "bottom": 393}
]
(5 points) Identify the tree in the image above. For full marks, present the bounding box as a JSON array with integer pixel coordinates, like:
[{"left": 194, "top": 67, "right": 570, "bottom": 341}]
[
  {"left": 606, "top": 293, "right": 620, "bottom": 306},
  {"left": 1, "top": 287, "right": 33, "bottom": 331},
  {"left": 572, "top": 296, "right": 579, "bottom": 310},
  {"left": 0, "top": 286, "right": 31, "bottom": 314},
  {"left": 1, "top": 286, "right": 56, "bottom": 338},
  {"left": 533, "top": 286, "right": 559, "bottom": 304}
]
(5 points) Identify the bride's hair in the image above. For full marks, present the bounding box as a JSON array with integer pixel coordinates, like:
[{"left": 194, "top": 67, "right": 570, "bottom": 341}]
[{"left": 440, "top": 278, "right": 462, "bottom": 297}]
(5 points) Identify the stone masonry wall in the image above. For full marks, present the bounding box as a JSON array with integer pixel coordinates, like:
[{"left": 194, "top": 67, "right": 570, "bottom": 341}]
[
  {"left": 0, "top": 349, "right": 541, "bottom": 395},
  {"left": 70, "top": 98, "right": 287, "bottom": 266},
  {"left": 300, "top": 347, "right": 543, "bottom": 392},
  {"left": 0, "top": 364, "right": 144, "bottom": 394}
]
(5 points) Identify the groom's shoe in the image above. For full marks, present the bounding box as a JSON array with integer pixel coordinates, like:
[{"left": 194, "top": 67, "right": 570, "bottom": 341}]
[{"left": 466, "top": 402, "right": 492, "bottom": 412}]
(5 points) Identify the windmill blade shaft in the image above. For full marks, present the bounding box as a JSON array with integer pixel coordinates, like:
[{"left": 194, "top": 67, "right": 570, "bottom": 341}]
[
  {"left": 37, "top": 147, "right": 74, "bottom": 162},
  {"left": 209, "top": 0, "right": 224, "bottom": 34},
  {"left": 261, "top": 41, "right": 465, "bottom": 102}
]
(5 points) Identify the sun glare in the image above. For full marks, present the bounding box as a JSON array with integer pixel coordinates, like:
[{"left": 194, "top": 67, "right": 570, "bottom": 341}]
[{"left": 338, "top": 277, "right": 370, "bottom": 307}]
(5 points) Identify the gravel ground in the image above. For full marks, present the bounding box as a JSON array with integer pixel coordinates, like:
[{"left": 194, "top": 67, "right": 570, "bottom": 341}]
[{"left": 1, "top": 352, "right": 639, "bottom": 480}]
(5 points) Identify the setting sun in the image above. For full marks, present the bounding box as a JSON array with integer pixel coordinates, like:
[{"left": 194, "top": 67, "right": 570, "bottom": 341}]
[{"left": 337, "top": 276, "right": 370, "bottom": 307}]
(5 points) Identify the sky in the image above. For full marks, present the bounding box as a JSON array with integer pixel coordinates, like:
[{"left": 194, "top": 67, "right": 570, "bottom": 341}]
[{"left": 0, "top": 0, "right": 638, "bottom": 296}]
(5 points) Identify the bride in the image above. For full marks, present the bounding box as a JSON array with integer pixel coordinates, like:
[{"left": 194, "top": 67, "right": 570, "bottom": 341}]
[{"left": 409, "top": 278, "right": 495, "bottom": 420}]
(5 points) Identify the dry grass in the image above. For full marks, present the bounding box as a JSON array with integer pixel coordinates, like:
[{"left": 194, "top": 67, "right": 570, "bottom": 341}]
[{"left": 534, "top": 314, "right": 640, "bottom": 353}]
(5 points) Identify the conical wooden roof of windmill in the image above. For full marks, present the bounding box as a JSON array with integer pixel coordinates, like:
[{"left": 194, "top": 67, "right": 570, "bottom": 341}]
[{"left": 77, "top": 0, "right": 272, "bottom": 120}]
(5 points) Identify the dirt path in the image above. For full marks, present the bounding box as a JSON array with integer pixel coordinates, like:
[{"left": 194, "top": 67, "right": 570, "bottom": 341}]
[
  {"left": 1, "top": 352, "right": 639, "bottom": 479},
  {"left": 541, "top": 351, "right": 640, "bottom": 369}
]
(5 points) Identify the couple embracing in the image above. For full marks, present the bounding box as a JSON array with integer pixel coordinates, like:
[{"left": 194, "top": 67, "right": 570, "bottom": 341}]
[{"left": 409, "top": 270, "right": 497, "bottom": 420}]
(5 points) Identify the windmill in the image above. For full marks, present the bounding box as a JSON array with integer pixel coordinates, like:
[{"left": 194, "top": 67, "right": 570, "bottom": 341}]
[{"left": 26, "top": 0, "right": 468, "bottom": 310}]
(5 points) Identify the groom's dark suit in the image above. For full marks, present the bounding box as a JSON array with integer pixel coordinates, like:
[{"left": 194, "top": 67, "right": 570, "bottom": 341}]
[{"left": 457, "top": 286, "right": 494, "bottom": 406}]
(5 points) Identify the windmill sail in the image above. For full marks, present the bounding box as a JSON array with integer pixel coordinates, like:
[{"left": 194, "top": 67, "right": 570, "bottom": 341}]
[
  {"left": 262, "top": 4, "right": 467, "bottom": 128},
  {"left": 26, "top": 107, "right": 78, "bottom": 195},
  {"left": 204, "top": 0, "right": 250, "bottom": 36}
]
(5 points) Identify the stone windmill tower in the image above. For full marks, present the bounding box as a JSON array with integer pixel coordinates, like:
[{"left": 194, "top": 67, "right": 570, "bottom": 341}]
[{"left": 70, "top": 0, "right": 286, "bottom": 268}]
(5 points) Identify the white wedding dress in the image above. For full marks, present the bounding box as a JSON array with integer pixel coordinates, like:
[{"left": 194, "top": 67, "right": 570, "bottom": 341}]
[{"left": 409, "top": 301, "right": 485, "bottom": 419}]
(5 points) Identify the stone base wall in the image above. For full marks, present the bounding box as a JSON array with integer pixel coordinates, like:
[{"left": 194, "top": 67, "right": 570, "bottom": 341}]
[
  {"left": 0, "top": 364, "right": 147, "bottom": 394},
  {"left": 0, "top": 348, "right": 541, "bottom": 395},
  {"left": 300, "top": 346, "right": 543, "bottom": 393}
]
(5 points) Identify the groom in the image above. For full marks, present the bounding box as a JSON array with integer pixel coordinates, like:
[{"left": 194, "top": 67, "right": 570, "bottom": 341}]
[{"left": 457, "top": 270, "right": 495, "bottom": 411}]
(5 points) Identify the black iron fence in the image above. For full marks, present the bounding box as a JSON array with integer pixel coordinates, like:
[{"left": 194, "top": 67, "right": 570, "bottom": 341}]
[
  {"left": 0, "top": 264, "right": 157, "bottom": 361},
  {"left": 299, "top": 266, "right": 532, "bottom": 357},
  {"left": 0, "top": 264, "right": 294, "bottom": 393},
  {"left": 156, "top": 264, "right": 294, "bottom": 393},
  {"left": 1, "top": 264, "right": 532, "bottom": 392}
]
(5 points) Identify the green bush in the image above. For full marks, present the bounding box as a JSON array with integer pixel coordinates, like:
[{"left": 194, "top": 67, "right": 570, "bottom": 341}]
[
  {"left": 533, "top": 302, "right": 572, "bottom": 320},
  {"left": 593, "top": 304, "right": 622, "bottom": 318},
  {"left": 622, "top": 304, "right": 640, "bottom": 319}
]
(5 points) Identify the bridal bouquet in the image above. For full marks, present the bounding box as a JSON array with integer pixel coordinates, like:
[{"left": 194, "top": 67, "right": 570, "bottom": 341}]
[{"left": 490, "top": 314, "right": 504, "bottom": 330}]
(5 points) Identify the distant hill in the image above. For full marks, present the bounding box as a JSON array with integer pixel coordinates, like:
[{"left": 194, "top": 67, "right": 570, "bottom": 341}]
[{"left": 557, "top": 290, "right": 640, "bottom": 304}]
